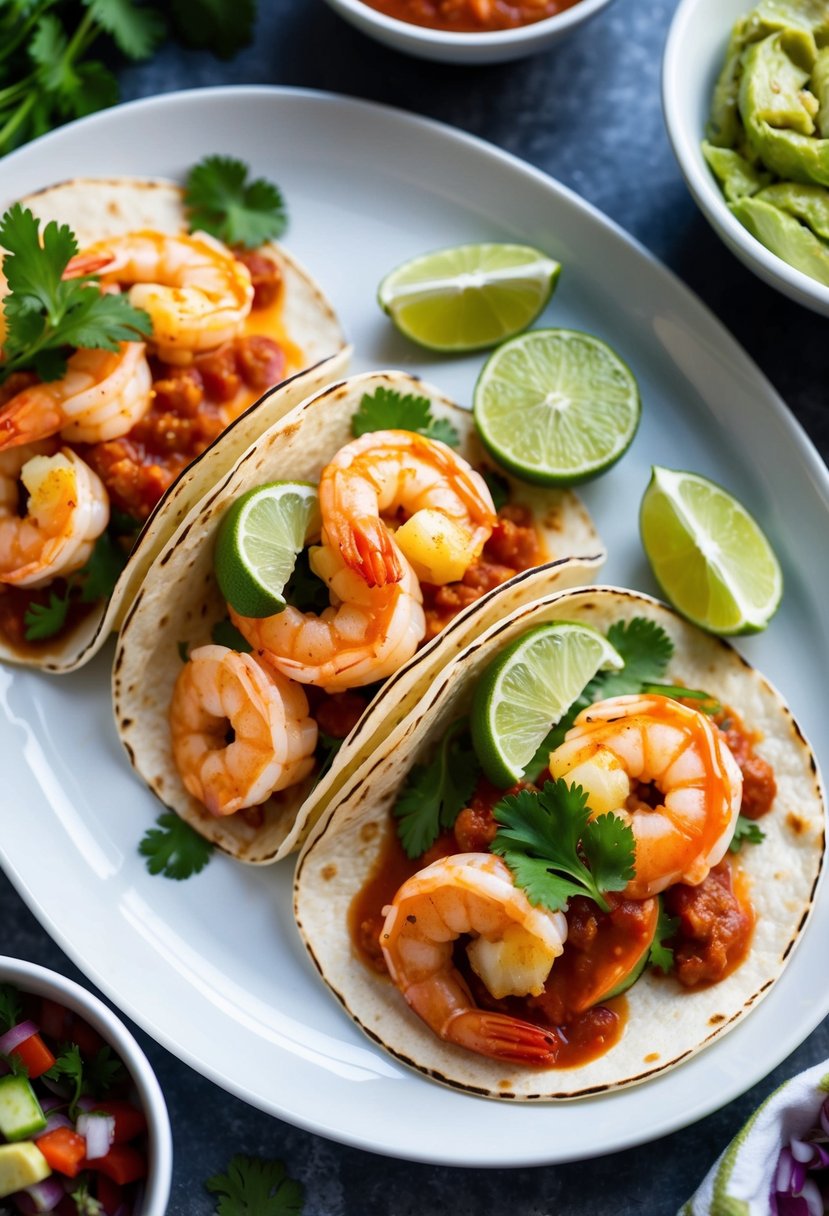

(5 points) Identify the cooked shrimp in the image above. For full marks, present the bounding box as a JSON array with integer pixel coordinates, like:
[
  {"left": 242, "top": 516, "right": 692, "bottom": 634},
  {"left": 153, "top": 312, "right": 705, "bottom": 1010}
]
[
  {"left": 67, "top": 230, "right": 254, "bottom": 363},
  {"left": 0, "top": 445, "right": 109, "bottom": 586},
  {"left": 318, "top": 429, "right": 497, "bottom": 588},
  {"left": 548, "top": 694, "right": 743, "bottom": 899},
  {"left": 231, "top": 540, "right": 426, "bottom": 694},
  {"left": 0, "top": 343, "right": 152, "bottom": 450},
  {"left": 381, "top": 853, "right": 567, "bottom": 1064},
  {"left": 170, "top": 645, "right": 318, "bottom": 817}
]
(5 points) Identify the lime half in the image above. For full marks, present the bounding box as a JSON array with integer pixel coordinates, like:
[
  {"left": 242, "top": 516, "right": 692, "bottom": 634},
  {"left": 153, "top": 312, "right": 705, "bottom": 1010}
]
[
  {"left": 378, "top": 243, "right": 560, "bottom": 352},
  {"left": 473, "top": 328, "right": 640, "bottom": 485},
  {"left": 470, "top": 621, "right": 624, "bottom": 788},
  {"left": 640, "top": 466, "right": 783, "bottom": 635},
  {"left": 214, "top": 482, "right": 321, "bottom": 619}
]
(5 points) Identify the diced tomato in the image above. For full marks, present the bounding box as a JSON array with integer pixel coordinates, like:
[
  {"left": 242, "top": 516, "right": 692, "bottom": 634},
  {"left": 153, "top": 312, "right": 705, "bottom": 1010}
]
[
  {"left": 39, "top": 997, "right": 71, "bottom": 1041},
  {"left": 11, "top": 1032, "right": 56, "bottom": 1079},
  {"left": 35, "top": 1127, "right": 88, "bottom": 1177},
  {"left": 70, "top": 1016, "right": 105, "bottom": 1058},
  {"left": 95, "top": 1174, "right": 124, "bottom": 1216},
  {"left": 86, "top": 1144, "right": 147, "bottom": 1185},
  {"left": 93, "top": 1100, "right": 147, "bottom": 1144}
]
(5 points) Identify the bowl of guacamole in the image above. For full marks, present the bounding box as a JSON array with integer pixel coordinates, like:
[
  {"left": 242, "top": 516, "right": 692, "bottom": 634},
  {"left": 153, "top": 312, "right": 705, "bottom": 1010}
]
[{"left": 663, "top": 0, "right": 829, "bottom": 316}]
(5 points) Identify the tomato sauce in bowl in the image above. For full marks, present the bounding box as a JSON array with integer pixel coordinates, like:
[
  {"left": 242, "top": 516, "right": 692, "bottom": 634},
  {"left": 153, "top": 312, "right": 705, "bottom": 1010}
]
[{"left": 358, "top": 0, "right": 584, "bottom": 31}]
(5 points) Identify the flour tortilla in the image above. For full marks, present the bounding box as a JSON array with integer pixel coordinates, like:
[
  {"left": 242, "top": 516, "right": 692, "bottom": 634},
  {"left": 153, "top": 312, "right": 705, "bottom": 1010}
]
[
  {"left": 294, "top": 586, "right": 826, "bottom": 1101},
  {"left": 1, "top": 177, "right": 349, "bottom": 672},
  {"left": 113, "top": 370, "right": 605, "bottom": 864}
]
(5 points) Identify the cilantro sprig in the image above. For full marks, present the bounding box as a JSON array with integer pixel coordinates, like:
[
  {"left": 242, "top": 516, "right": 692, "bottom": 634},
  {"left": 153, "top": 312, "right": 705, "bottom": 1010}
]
[
  {"left": 351, "top": 387, "right": 461, "bottom": 448},
  {"left": 44, "top": 1044, "right": 125, "bottom": 1118},
  {"left": 206, "top": 1155, "right": 304, "bottom": 1216},
  {"left": 0, "top": 983, "right": 22, "bottom": 1035},
  {"left": 185, "top": 156, "right": 287, "bottom": 250},
  {"left": 0, "top": 205, "right": 151, "bottom": 386},
  {"left": 491, "top": 779, "right": 636, "bottom": 913},
  {"left": 728, "top": 815, "right": 766, "bottom": 853},
  {"left": 23, "top": 530, "right": 129, "bottom": 642},
  {"left": 393, "top": 721, "right": 480, "bottom": 859},
  {"left": 139, "top": 812, "right": 213, "bottom": 881},
  {"left": 648, "top": 902, "right": 679, "bottom": 974}
]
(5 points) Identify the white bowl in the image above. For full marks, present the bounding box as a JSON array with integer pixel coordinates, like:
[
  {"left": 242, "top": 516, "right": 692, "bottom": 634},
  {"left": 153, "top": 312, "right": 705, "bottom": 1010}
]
[
  {"left": 321, "top": 0, "right": 617, "bottom": 64},
  {"left": 0, "top": 957, "right": 172, "bottom": 1216},
  {"left": 663, "top": 0, "right": 829, "bottom": 317}
]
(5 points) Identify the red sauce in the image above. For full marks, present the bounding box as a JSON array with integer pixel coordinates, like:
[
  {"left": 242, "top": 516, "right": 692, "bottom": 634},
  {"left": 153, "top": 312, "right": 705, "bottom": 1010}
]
[
  {"left": 665, "top": 860, "right": 755, "bottom": 988},
  {"left": 716, "top": 709, "right": 777, "bottom": 820},
  {"left": 360, "top": 0, "right": 584, "bottom": 33}
]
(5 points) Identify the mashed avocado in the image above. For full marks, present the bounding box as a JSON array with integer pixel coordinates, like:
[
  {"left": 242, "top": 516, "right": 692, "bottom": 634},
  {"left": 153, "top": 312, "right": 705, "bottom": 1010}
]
[{"left": 704, "top": 0, "right": 829, "bottom": 285}]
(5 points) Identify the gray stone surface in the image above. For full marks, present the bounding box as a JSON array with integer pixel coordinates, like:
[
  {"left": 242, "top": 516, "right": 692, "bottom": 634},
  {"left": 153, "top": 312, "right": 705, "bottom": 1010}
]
[{"left": 3, "top": 0, "right": 828, "bottom": 1212}]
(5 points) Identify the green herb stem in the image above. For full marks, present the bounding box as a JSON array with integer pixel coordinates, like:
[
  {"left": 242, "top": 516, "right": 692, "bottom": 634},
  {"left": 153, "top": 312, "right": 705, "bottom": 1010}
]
[{"left": 0, "top": 92, "right": 36, "bottom": 152}]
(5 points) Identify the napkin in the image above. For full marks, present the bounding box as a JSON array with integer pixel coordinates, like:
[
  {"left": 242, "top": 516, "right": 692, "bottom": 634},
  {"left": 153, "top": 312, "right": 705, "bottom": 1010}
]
[{"left": 681, "top": 1058, "right": 829, "bottom": 1215}]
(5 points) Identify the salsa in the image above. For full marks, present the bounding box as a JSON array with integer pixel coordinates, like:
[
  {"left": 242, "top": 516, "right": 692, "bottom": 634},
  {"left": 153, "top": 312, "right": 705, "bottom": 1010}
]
[{"left": 359, "top": 0, "right": 585, "bottom": 33}]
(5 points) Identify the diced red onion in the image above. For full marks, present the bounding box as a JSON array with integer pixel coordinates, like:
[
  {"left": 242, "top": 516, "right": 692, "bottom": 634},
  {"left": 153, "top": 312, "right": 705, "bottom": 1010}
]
[
  {"left": 0, "top": 1020, "right": 39, "bottom": 1055},
  {"left": 11, "top": 1193, "right": 37, "bottom": 1215},
  {"left": 17, "top": 1177, "right": 64, "bottom": 1213},
  {"left": 75, "top": 1096, "right": 97, "bottom": 1114},
  {"left": 38, "top": 1096, "right": 63, "bottom": 1114},
  {"left": 38, "top": 1075, "right": 69, "bottom": 1099},
  {"left": 791, "top": 1139, "right": 815, "bottom": 1163},
  {"left": 774, "top": 1197, "right": 811, "bottom": 1216},
  {"left": 40, "top": 1112, "right": 73, "bottom": 1136},
  {"left": 776, "top": 1148, "right": 795, "bottom": 1193},
  {"left": 77, "top": 1111, "right": 115, "bottom": 1159},
  {"left": 800, "top": 1178, "right": 823, "bottom": 1216}
]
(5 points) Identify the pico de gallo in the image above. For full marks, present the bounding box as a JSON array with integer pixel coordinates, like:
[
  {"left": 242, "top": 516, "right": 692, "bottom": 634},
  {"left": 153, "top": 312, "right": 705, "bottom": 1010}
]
[{"left": 359, "top": 0, "right": 585, "bottom": 34}]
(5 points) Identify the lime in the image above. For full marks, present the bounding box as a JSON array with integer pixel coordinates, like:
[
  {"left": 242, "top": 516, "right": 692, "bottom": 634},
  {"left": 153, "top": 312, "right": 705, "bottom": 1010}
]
[
  {"left": 640, "top": 466, "right": 783, "bottom": 635},
  {"left": 377, "top": 243, "right": 560, "bottom": 352},
  {"left": 473, "top": 328, "right": 640, "bottom": 485},
  {"left": 214, "top": 482, "right": 321, "bottom": 618},
  {"left": 470, "top": 621, "right": 624, "bottom": 788}
]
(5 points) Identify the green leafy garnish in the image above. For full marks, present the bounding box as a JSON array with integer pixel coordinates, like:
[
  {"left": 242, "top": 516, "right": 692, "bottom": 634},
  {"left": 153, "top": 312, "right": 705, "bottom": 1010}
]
[
  {"left": 482, "top": 468, "right": 510, "bottom": 511},
  {"left": 185, "top": 156, "right": 287, "bottom": 249},
  {"left": 0, "top": 205, "right": 152, "bottom": 385},
  {"left": 640, "top": 683, "right": 722, "bottom": 714},
  {"left": 491, "top": 779, "right": 636, "bottom": 913},
  {"left": 86, "top": 1045, "right": 127, "bottom": 1094},
  {"left": 44, "top": 1043, "right": 126, "bottom": 1114},
  {"left": 70, "top": 1179, "right": 103, "bottom": 1216},
  {"left": 648, "top": 902, "right": 679, "bottom": 974},
  {"left": 351, "top": 387, "right": 461, "bottom": 448},
  {"left": 45, "top": 1044, "right": 84, "bottom": 1116},
  {"left": 211, "top": 618, "right": 253, "bottom": 653},
  {"left": 171, "top": 0, "right": 256, "bottom": 59},
  {"left": 22, "top": 529, "right": 129, "bottom": 641},
  {"left": 23, "top": 593, "right": 71, "bottom": 642},
  {"left": 0, "top": 984, "right": 22, "bottom": 1035},
  {"left": 394, "top": 721, "right": 480, "bottom": 859},
  {"left": 284, "top": 548, "right": 329, "bottom": 615},
  {"left": 314, "top": 731, "right": 343, "bottom": 786},
  {"left": 728, "top": 815, "right": 766, "bottom": 853},
  {"left": 177, "top": 641, "right": 190, "bottom": 664},
  {"left": 139, "top": 812, "right": 213, "bottom": 881},
  {"left": 206, "top": 1154, "right": 304, "bottom": 1216}
]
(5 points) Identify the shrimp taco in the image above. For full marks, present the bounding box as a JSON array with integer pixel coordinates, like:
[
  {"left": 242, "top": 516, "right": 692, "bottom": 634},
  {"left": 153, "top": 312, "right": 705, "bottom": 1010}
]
[
  {"left": 293, "top": 585, "right": 825, "bottom": 1100},
  {"left": 112, "top": 369, "right": 606, "bottom": 864},
  {"left": 0, "top": 169, "right": 348, "bottom": 672}
]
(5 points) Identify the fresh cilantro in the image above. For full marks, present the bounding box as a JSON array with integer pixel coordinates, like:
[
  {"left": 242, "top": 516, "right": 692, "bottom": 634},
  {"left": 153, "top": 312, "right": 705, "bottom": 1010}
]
[
  {"left": 648, "top": 902, "right": 679, "bottom": 974},
  {"left": 284, "top": 549, "right": 329, "bottom": 615},
  {"left": 24, "top": 592, "right": 71, "bottom": 642},
  {"left": 45, "top": 1044, "right": 84, "bottom": 1116},
  {"left": 84, "top": 0, "right": 166, "bottom": 60},
  {"left": 171, "top": 0, "right": 256, "bottom": 59},
  {"left": 185, "top": 156, "right": 287, "bottom": 249},
  {"left": 44, "top": 1043, "right": 124, "bottom": 1114},
  {"left": 482, "top": 468, "right": 510, "bottom": 511},
  {"left": 85, "top": 1045, "right": 126, "bottom": 1095},
  {"left": 492, "top": 780, "right": 636, "bottom": 913},
  {"left": 206, "top": 1155, "right": 304, "bottom": 1216},
  {"left": 728, "top": 815, "right": 766, "bottom": 854},
  {"left": 641, "top": 683, "right": 722, "bottom": 714},
  {"left": 22, "top": 529, "right": 128, "bottom": 641},
  {"left": 70, "top": 1180, "right": 103, "bottom": 1216},
  {"left": 0, "top": 205, "right": 152, "bottom": 385},
  {"left": 5, "top": 1052, "right": 30, "bottom": 1078},
  {"left": 139, "top": 812, "right": 213, "bottom": 880},
  {"left": 0, "top": 984, "right": 22, "bottom": 1034},
  {"left": 351, "top": 387, "right": 461, "bottom": 448},
  {"left": 393, "top": 720, "right": 480, "bottom": 859},
  {"left": 211, "top": 618, "right": 253, "bottom": 653}
]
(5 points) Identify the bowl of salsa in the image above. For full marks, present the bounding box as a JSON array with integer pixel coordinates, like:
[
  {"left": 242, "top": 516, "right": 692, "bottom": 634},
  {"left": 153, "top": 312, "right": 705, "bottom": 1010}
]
[{"left": 321, "top": 0, "right": 617, "bottom": 64}]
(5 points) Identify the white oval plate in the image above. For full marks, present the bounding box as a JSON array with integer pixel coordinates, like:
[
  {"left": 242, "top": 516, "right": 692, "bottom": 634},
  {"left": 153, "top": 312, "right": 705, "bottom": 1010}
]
[{"left": 1, "top": 88, "right": 827, "bottom": 1167}]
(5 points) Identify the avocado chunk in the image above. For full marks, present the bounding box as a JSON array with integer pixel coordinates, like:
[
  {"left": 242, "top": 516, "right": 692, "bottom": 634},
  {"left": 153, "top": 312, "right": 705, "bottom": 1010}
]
[
  {"left": 730, "top": 195, "right": 829, "bottom": 284},
  {"left": 756, "top": 180, "right": 829, "bottom": 236},
  {"left": 0, "top": 1074, "right": 47, "bottom": 1143},
  {"left": 0, "top": 1142, "right": 51, "bottom": 1200},
  {"left": 739, "top": 34, "right": 829, "bottom": 184},
  {"left": 813, "top": 47, "right": 829, "bottom": 137},
  {"left": 703, "top": 141, "right": 773, "bottom": 200}
]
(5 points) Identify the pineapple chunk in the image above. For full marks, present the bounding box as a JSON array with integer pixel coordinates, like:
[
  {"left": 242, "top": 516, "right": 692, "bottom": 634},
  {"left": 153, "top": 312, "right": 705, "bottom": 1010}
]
[
  {"left": 549, "top": 748, "right": 631, "bottom": 816},
  {"left": 0, "top": 1143, "right": 51, "bottom": 1199},
  {"left": 467, "top": 924, "right": 557, "bottom": 998},
  {"left": 394, "top": 509, "right": 475, "bottom": 585}
]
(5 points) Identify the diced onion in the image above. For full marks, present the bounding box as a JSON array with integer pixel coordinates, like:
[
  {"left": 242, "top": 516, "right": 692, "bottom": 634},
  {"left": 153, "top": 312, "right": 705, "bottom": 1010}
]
[
  {"left": 40, "top": 1112, "right": 73, "bottom": 1135},
  {"left": 0, "top": 1020, "right": 39, "bottom": 1055},
  {"left": 17, "top": 1177, "right": 65, "bottom": 1213},
  {"left": 76, "top": 1111, "right": 115, "bottom": 1159}
]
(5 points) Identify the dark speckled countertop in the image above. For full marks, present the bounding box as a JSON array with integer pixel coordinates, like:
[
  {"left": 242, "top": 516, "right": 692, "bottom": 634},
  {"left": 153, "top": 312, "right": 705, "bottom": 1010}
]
[{"left": 2, "top": 0, "right": 828, "bottom": 1211}]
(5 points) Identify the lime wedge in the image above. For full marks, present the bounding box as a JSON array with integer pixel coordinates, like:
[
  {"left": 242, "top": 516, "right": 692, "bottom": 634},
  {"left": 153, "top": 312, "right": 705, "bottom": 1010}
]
[
  {"left": 470, "top": 622, "right": 624, "bottom": 788},
  {"left": 378, "top": 243, "right": 560, "bottom": 352},
  {"left": 214, "top": 482, "right": 321, "bottom": 618},
  {"left": 473, "top": 328, "right": 640, "bottom": 485},
  {"left": 640, "top": 466, "right": 783, "bottom": 635}
]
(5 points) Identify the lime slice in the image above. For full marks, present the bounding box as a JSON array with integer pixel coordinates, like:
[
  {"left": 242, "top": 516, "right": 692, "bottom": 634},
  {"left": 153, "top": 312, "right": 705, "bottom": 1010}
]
[
  {"left": 640, "top": 466, "right": 783, "bottom": 635},
  {"left": 473, "top": 328, "right": 640, "bottom": 485},
  {"left": 378, "top": 243, "right": 560, "bottom": 352},
  {"left": 214, "top": 482, "right": 321, "bottom": 618},
  {"left": 470, "top": 622, "right": 624, "bottom": 788}
]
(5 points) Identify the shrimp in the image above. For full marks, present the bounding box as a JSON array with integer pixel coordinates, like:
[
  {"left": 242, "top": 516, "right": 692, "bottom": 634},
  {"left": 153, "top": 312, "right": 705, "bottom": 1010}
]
[
  {"left": 548, "top": 693, "right": 743, "bottom": 900},
  {"left": 170, "top": 645, "right": 318, "bottom": 817},
  {"left": 231, "top": 540, "right": 426, "bottom": 694},
  {"left": 381, "top": 853, "right": 568, "bottom": 1064},
  {"left": 318, "top": 429, "right": 497, "bottom": 588},
  {"left": 67, "top": 230, "right": 254, "bottom": 363},
  {"left": 0, "top": 445, "right": 109, "bottom": 586},
  {"left": 0, "top": 343, "right": 152, "bottom": 450}
]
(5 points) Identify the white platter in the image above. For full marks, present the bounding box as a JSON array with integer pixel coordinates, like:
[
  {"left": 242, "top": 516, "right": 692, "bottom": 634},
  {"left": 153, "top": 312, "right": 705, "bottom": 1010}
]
[{"left": 1, "top": 87, "right": 827, "bottom": 1167}]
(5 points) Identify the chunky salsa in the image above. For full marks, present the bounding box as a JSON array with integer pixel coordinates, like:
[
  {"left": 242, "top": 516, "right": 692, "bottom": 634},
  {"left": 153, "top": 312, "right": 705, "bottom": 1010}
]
[{"left": 360, "top": 0, "right": 585, "bottom": 33}]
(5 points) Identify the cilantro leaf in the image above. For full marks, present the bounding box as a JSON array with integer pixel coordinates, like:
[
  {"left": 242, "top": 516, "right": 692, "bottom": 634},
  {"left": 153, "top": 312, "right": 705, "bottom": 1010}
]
[
  {"left": 24, "top": 593, "right": 71, "bottom": 642},
  {"left": 592, "top": 619, "right": 673, "bottom": 699},
  {"left": 78, "top": 531, "right": 128, "bottom": 603},
  {"left": 728, "top": 815, "right": 766, "bottom": 854},
  {"left": 171, "top": 0, "right": 256, "bottom": 58},
  {"left": 185, "top": 156, "right": 287, "bottom": 249},
  {"left": 351, "top": 387, "right": 461, "bottom": 448},
  {"left": 393, "top": 720, "right": 480, "bottom": 859},
  {"left": 206, "top": 1155, "right": 304, "bottom": 1216},
  {"left": 482, "top": 468, "right": 510, "bottom": 512},
  {"left": 70, "top": 1180, "right": 104, "bottom": 1216},
  {"left": 85, "top": 1045, "right": 126, "bottom": 1096},
  {"left": 45, "top": 1044, "right": 84, "bottom": 1117},
  {"left": 648, "top": 902, "right": 679, "bottom": 974},
  {"left": 492, "top": 780, "right": 635, "bottom": 913},
  {"left": 82, "top": 0, "right": 166, "bottom": 60},
  {"left": 284, "top": 549, "right": 329, "bottom": 615},
  {"left": 211, "top": 618, "right": 253, "bottom": 653},
  {"left": 139, "top": 812, "right": 213, "bottom": 880},
  {"left": 0, "top": 984, "right": 22, "bottom": 1035}
]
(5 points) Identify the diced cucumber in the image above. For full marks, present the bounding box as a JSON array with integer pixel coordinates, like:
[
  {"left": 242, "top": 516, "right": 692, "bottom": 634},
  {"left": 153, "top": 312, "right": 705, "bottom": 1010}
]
[
  {"left": 0, "top": 1074, "right": 47, "bottom": 1142},
  {"left": 0, "top": 1142, "right": 51, "bottom": 1199}
]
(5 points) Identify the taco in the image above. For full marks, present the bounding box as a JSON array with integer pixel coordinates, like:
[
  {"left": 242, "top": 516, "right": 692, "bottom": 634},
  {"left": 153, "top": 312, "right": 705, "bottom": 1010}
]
[
  {"left": 0, "top": 176, "right": 348, "bottom": 671},
  {"left": 112, "top": 370, "right": 606, "bottom": 864},
  {"left": 293, "top": 585, "right": 825, "bottom": 1100}
]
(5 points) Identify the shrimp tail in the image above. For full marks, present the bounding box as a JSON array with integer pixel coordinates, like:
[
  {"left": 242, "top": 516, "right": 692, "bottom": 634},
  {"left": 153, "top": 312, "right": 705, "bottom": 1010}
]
[
  {"left": 63, "top": 252, "right": 116, "bottom": 279},
  {"left": 445, "top": 1010, "right": 561, "bottom": 1066},
  {"left": 0, "top": 394, "right": 63, "bottom": 450},
  {"left": 339, "top": 520, "right": 403, "bottom": 588}
]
